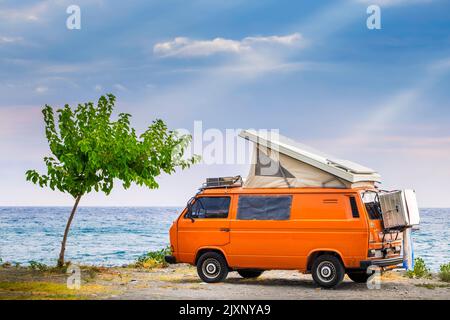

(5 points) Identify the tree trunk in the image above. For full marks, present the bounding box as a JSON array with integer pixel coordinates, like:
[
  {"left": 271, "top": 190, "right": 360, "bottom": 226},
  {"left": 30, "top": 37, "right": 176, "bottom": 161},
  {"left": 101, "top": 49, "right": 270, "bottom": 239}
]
[{"left": 57, "top": 195, "right": 81, "bottom": 267}]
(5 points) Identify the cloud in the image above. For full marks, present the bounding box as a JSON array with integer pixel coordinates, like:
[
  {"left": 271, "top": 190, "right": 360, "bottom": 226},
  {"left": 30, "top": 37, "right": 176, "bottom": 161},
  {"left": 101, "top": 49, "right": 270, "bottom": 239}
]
[
  {"left": 0, "top": 1, "right": 50, "bottom": 22},
  {"left": 113, "top": 83, "right": 128, "bottom": 91},
  {"left": 0, "top": 36, "right": 23, "bottom": 44},
  {"left": 0, "top": 0, "right": 107, "bottom": 24},
  {"left": 153, "top": 33, "right": 302, "bottom": 57},
  {"left": 34, "top": 86, "right": 48, "bottom": 94}
]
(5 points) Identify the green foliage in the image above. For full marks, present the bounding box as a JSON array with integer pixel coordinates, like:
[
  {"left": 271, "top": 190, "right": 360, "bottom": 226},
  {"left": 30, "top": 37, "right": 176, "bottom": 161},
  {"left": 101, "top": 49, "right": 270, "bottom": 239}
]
[
  {"left": 415, "top": 283, "right": 450, "bottom": 290},
  {"left": 134, "top": 246, "right": 172, "bottom": 269},
  {"left": 406, "top": 257, "right": 432, "bottom": 279},
  {"left": 29, "top": 261, "right": 50, "bottom": 272},
  {"left": 26, "top": 94, "right": 200, "bottom": 198},
  {"left": 438, "top": 262, "right": 450, "bottom": 282},
  {"left": 28, "top": 261, "right": 70, "bottom": 273}
]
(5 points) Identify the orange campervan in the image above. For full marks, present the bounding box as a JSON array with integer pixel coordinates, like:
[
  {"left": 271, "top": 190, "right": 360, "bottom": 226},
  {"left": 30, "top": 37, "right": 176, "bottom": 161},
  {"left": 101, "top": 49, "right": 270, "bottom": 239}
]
[{"left": 165, "top": 131, "right": 419, "bottom": 288}]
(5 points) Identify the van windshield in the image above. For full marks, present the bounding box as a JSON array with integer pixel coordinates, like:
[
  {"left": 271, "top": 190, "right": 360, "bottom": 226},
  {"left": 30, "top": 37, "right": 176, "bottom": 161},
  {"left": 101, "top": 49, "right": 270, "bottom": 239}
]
[{"left": 361, "top": 191, "right": 382, "bottom": 220}]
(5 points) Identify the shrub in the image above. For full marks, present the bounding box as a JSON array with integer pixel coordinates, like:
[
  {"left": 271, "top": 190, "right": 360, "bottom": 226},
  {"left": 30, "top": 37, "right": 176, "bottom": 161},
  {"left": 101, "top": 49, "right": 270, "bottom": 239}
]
[
  {"left": 29, "top": 261, "right": 50, "bottom": 272},
  {"left": 438, "top": 263, "right": 450, "bottom": 282},
  {"left": 29, "top": 261, "right": 71, "bottom": 273},
  {"left": 406, "top": 257, "right": 432, "bottom": 279},
  {"left": 134, "top": 246, "right": 172, "bottom": 269}
]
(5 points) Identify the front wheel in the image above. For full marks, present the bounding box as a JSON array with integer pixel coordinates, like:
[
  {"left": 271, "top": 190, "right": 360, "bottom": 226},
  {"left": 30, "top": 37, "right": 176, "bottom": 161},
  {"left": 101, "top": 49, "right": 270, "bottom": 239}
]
[
  {"left": 311, "top": 254, "right": 345, "bottom": 288},
  {"left": 237, "top": 270, "right": 263, "bottom": 279},
  {"left": 196, "top": 252, "right": 228, "bottom": 283}
]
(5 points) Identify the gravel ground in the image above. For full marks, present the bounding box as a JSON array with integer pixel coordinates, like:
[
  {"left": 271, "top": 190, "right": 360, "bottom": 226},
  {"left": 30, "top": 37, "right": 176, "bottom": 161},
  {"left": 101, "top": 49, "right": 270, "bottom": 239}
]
[
  {"left": 1, "top": 264, "right": 449, "bottom": 300},
  {"left": 108, "top": 264, "right": 450, "bottom": 300}
]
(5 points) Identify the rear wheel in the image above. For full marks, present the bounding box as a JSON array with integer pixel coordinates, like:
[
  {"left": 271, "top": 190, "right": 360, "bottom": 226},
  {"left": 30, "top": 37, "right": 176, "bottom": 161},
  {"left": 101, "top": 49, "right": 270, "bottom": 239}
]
[
  {"left": 196, "top": 252, "right": 228, "bottom": 283},
  {"left": 347, "top": 270, "right": 372, "bottom": 283},
  {"left": 237, "top": 270, "right": 263, "bottom": 279},
  {"left": 311, "top": 254, "right": 345, "bottom": 288}
]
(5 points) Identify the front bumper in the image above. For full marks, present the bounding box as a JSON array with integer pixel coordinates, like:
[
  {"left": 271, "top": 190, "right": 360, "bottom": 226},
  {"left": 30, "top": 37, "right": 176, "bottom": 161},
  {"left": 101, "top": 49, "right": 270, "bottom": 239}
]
[
  {"left": 164, "top": 255, "right": 177, "bottom": 264},
  {"left": 360, "top": 257, "right": 403, "bottom": 269}
]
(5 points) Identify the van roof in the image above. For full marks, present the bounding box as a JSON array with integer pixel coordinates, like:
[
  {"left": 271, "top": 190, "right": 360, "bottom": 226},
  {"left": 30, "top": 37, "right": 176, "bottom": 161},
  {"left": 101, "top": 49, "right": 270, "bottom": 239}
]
[{"left": 199, "top": 187, "right": 370, "bottom": 195}]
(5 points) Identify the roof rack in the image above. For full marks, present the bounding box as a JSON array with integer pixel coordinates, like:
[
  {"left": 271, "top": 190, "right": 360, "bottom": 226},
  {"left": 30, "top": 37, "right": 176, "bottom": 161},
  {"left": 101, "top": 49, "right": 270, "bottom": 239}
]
[{"left": 201, "top": 176, "right": 243, "bottom": 189}]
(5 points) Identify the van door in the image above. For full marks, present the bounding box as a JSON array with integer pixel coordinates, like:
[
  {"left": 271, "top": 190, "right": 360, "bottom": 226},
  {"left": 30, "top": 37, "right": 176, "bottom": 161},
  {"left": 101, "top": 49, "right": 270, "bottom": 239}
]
[
  {"left": 228, "top": 194, "right": 296, "bottom": 269},
  {"left": 177, "top": 196, "right": 231, "bottom": 263}
]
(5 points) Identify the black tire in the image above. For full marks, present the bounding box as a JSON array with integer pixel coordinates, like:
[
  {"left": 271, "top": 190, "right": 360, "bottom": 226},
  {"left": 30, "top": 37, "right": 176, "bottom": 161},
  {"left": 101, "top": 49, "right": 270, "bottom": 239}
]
[
  {"left": 196, "top": 252, "right": 228, "bottom": 283},
  {"left": 347, "top": 270, "right": 373, "bottom": 283},
  {"left": 237, "top": 270, "right": 263, "bottom": 279},
  {"left": 311, "top": 254, "right": 345, "bottom": 288}
]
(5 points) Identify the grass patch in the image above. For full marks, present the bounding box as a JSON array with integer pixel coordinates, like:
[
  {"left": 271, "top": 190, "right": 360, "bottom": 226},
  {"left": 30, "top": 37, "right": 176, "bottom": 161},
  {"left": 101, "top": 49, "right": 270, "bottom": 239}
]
[
  {"left": 132, "top": 246, "right": 172, "bottom": 269},
  {"left": 0, "top": 281, "right": 106, "bottom": 300},
  {"left": 415, "top": 283, "right": 450, "bottom": 290},
  {"left": 406, "top": 258, "right": 432, "bottom": 279},
  {"left": 438, "top": 263, "right": 450, "bottom": 282}
]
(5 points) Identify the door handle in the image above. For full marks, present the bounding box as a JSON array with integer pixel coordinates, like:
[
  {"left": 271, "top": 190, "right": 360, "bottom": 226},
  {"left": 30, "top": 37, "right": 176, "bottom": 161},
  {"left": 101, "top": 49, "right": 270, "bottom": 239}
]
[{"left": 220, "top": 228, "right": 230, "bottom": 232}]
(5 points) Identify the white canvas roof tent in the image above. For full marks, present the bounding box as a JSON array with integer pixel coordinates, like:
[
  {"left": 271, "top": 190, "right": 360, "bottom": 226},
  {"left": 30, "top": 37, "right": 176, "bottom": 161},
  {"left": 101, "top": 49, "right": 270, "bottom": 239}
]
[{"left": 239, "top": 129, "right": 381, "bottom": 189}]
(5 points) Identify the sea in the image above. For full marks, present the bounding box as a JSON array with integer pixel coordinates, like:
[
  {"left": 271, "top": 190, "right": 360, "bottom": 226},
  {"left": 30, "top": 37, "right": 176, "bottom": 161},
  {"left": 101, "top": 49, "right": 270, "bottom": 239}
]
[{"left": 0, "top": 207, "right": 448, "bottom": 271}]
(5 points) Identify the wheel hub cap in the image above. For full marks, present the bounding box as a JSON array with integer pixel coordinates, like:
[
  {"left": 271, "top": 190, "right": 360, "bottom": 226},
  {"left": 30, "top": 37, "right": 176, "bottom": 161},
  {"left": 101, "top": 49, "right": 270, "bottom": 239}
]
[
  {"left": 202, "top": 258, "right": 221, "bottom": 279},
  {"left": 317, "top": 261, "right": 336, "bottom": 283}
]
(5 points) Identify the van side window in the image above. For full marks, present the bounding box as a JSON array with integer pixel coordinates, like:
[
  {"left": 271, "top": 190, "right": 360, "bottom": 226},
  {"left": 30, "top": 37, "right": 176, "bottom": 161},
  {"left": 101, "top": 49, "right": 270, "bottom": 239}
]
[
  {"left": 349, "top": 196, "right": 359, "bottom": 218},
  {"left": 189, "top": 197, "right": 230, "bottom": 219},
  {"left": 237, "top": 195, "right": 292, "bottom": 220}
]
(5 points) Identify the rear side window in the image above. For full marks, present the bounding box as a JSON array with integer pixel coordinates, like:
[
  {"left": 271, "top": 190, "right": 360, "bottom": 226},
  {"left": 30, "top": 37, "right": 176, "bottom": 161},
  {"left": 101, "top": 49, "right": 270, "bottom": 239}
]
[
  {"left": 349, "top": 196, "right": 359, "bottom": 218},
  {"left": 189, "top": 197, "right": 230, "bottom": 219},
  {"left": 237, "top": 195, "right": 292, "bottom": 220},
  {"left": 361, "top": 192, "right": 382, "bottom": 220}
]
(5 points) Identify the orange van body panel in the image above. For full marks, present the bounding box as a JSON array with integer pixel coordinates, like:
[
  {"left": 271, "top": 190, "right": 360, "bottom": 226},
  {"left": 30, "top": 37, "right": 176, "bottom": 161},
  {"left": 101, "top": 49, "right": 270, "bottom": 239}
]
[{"left": 170, "top": 187, "right": 394, "bottom": 271}]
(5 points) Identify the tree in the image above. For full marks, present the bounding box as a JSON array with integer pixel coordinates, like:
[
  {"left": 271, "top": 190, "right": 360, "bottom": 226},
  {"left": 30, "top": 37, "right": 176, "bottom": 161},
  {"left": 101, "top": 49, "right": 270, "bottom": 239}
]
[{"left": 26, "top": 94, "right": 199, "bottom": 267}]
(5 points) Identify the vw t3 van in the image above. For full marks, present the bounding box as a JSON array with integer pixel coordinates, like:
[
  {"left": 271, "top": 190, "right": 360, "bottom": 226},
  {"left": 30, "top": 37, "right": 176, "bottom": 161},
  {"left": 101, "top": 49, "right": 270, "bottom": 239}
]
[
  {"left": 165, "top": 182, "right": 407, "bottom": 288},
  {"left": 165, "top": 131, "right": 419, "bottom": 288}
]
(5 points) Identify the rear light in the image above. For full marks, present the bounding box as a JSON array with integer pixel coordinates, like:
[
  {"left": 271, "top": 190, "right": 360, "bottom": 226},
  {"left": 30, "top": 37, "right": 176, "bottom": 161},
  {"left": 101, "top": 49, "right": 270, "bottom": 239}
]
[{"left": 368, "top": 249, "right": 383, "bottom": 258}]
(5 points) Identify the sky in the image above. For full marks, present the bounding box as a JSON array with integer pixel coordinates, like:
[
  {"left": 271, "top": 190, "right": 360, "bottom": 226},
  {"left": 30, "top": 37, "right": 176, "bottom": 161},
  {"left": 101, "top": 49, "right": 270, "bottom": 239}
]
[{"left": 0, "top": 0, "right": 450, "bottom": 207}]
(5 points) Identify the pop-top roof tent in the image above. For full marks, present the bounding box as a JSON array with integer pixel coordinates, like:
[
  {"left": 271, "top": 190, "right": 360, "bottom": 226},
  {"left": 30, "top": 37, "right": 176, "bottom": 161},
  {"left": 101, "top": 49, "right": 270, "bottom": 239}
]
[{"left": 239, "top": 129, "right": 381, "bottom": 189}]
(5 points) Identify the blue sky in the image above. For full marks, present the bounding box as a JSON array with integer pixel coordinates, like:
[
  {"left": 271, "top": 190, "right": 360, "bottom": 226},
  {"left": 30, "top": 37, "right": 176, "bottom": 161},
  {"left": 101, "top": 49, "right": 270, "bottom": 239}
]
[{"left": 1, "top": 0, "right": 450, "bottom": 207}]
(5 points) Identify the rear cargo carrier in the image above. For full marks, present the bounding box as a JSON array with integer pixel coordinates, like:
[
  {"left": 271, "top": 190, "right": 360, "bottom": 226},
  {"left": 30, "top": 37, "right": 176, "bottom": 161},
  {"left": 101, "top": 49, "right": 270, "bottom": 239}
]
[{"left": 379, "top": 190, "right": 420, "bottom": 230}]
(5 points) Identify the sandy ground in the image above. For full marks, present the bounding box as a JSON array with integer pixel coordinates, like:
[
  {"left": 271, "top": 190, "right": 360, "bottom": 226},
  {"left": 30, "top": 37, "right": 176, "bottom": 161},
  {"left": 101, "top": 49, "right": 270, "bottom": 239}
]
[{"left": 0, "top": 264, "right": 449, "bottom": 300}]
